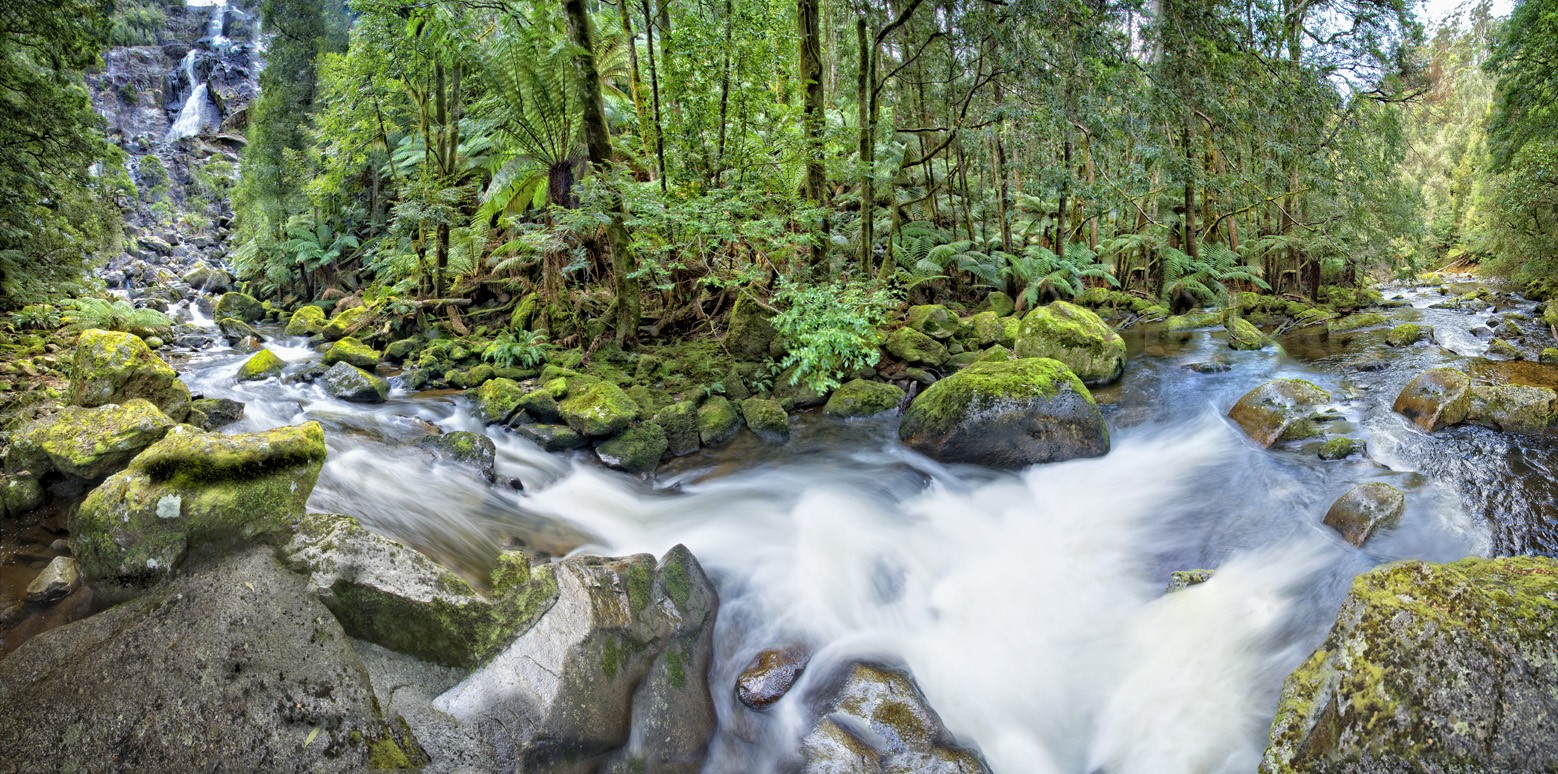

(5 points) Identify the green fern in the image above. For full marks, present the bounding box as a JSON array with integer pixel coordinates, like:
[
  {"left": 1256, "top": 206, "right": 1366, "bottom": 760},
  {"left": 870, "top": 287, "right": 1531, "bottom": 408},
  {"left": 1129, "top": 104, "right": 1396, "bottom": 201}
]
[{"left": 61, "top": 298, "right": 172, "bottom": 337}]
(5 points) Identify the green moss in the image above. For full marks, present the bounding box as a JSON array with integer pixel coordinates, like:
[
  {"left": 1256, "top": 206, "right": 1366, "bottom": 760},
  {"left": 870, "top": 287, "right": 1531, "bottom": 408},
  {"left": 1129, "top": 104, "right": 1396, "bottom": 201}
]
[
  {"left": 445, "top": 363, "right": 497, "bottom": 389},
  {"left": 661, "top": 550, "right": 692, "bottom": 609},
  {"left": 601, "top": 636, "right": 621, "bottom": 680},
  {"left": 284, "top": 306, "right": 326, "bottom": 336},
  {"left": 1385, "top": 323, "right": 1429, "bottom": 347},
  {"left": 133, "top": 422, "right": 327, "bottom": 485},
  {"left": 475, "top": 377, "right": 524, "bottom": 424},
  {"left": 906, "top": 304, "right": 957, "bottom": 339},
  {"left": 665, "top": 646, "right": 687, "bottom": 690},
  {"left": 739, "top": 397, "right": 789, "bottom": 441},
  {"left": 1317, "top": 437, "right": 1361, "bottom": 460},
  {"left": 697, "top": 396, "right": 742, "bottom": 445},
  {"left": 213, "top": 292, "right": 263, "bottom": 323},
  {"left": 322, "top": 337, "right": 380, "bottom": 369},
  {"left": 596, "top": 423, "right": 668, "bottom": 474},
  {"left": 823, "top": 379, "right": 904, "bottom": 418},
  {"left": 237, "top": 349, "right": 284, "bottom": 381},
  {"left": 322, "top": 306, "right": 371, "bottom": 341},
  {"left": 626, "top": 559, "right": 653, "bottom": 612},
  {"left": 902, "top": 357, "right": 1088, "bottom": 438},
  {"left": 368, "top": 737, "right": 413, "bottom": 770},
  {"left": 1164, "top": 311, "right": 1222, "bottom": 331},
  {"left": 1226, "top": 317, "right": 1270, "bottom": 351}
]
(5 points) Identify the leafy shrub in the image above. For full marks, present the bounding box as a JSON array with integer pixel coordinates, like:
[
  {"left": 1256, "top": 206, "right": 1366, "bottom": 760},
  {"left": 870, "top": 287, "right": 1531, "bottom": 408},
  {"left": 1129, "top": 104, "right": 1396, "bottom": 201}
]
[
  {"left": 771, "top": 277, "right": 898, "bottom": 393},
  {"left": 8, "top": 304, "right": 62, "bottom": 331},
  {"left": 61, "top": 298, "right": 172, "bottom": 336},
  {"left": 482, "top": 330, "right": 551, "bottom": 369}
]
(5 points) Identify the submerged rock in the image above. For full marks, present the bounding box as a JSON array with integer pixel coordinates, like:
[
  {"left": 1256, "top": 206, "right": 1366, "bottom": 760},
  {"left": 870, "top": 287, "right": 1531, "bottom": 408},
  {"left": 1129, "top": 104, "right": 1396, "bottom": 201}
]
[
  {"left": 1487, "top": 337, "right": 1522, "bottom": 360},
  {"left": 1261, "top": 556, "right": 1558, "bottom": 773},
  {"left": 1392, "top": 368, "right": 1470, "bottom": 432},
  {"left": 1322, "top": 482, "right": 1405, "bottom": 547},
  {"left": 899, "top": 357, "right": 1109, "bottom": 468},
  {"left": 801, "top": 662, "right": 990, "bottom": 773},
  {"left": 823, "top": 379, "right": 904, "bottom": 418},
  {"left": 1013, "top": 301, "right": 1127, "bottom": 385},
  {"left": 1227, "top": 379, "right": 1331, "bottom": 448},
  {"left": 1467, "top": 383, "right": 1556, "bottom": 434},
  {"left": 420, "top": 430, "right": 497, "bottom": 481},
  {"left": 736, "top": 645, "right": 810, "bottom": 710},
  {"left": 1165, "top": 569, "right": 1215, "bottom": 593},
  {"left": 0, "top": 545, "right": 425, "bottom": 771},
  {"left": 1316, "top": 437, "right": 1363, "bottom": 460},
  {"left": 69, "top": 328, "right": 190, "bottom": 420},
  {"left": 7, "top": 399, "right": 174, "bottom": 480},
  {"left": 237, "top": 347, "right": 284, "bottom": 381},
  {"left": 322, "top": 361, "right": 389, "bottom": 403}
]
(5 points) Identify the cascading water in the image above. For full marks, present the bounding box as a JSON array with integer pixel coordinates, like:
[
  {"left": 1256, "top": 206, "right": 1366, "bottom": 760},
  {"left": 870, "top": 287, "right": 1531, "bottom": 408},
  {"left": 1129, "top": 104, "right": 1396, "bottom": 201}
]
[
  {"left": 166, "top": 285, "right": 1523, "bottom": 771},
  {"left": 164, "top": 2, "right": 227, "bottom": 142}
]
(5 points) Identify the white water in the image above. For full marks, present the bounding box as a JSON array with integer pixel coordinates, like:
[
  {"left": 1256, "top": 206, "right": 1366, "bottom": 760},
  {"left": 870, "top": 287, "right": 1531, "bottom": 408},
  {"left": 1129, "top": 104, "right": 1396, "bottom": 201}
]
[{"left": 164, "top": 2, "right": 227, "bottom": 141}]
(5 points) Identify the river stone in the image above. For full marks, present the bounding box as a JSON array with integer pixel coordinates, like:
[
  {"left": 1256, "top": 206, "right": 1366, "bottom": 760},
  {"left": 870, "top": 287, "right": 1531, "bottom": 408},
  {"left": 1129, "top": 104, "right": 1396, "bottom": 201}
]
[
  {"left": 434, "top": 546, "right": 718, "bottom": 772},
  {"left": 900, "top": 357, "right": 1109, "bottom": 468},
  {"left": 1392, "top": 368, "right": 1470, "bottom": 432},
  {"left": 420, "top": 430, "right": 497, "bottom": 481},
  {"left": 180, "top": 262, "right": 230, "bottom": 292},
  {"left": 25, "top": 556, "right": 81, "bottom": 603},
  {"left": 596, "top": 423, "right": 668, "bottom": 474},
  {"left": 824, "top": 379, "right": 904, "bottom": 418},
  {"left": 1013, "top": 301, "right": 1127, "bottom": 385},
  {"left": 1326, "top": 312, "right": 1387, "bottom": 333},
  {"left": 283, "top": 513, "right": 557, "bottom": 669},
  {"left": 698, "top": 395, "right": 743, "bottom": 445},
  {"left": 885, "top": 326, "right": 949, "bottom": 367},
  {"left": 515, "top": 422, "right": 589, "bottom": 451},
  {"left": 1322, "top": 482, "right": 1405, "bottom": 547},
  {"left": 218, "top": 316, "right": 263, "bottom": 343},
  {"left": 213, "top": 291, "right": 264, "bottom": 323},
  {"left": 558, "top": 379, "right": 638, "bottom": 437},
  {"left": 6, "top": 399, "right": 174, "bottom": 480},
  {"left": 801, "top": 662, "right": 990, "bottom": 773},
  {"left": 72, "top": 422, "right": 327, "bottom": 587},
  {"left": 1261, "top": 556, "right": 1558, "bottom": 773},
  {"left": 0, "top": 545, "right": 425, "bottom": 771},
  {"left": 284, "top": 304, "right": 327, "bottom": 336},
  {"left": 476, "top": 377, "right": 524, "bottom": 424},
  {"left": 907, "top": 304, "right": 959, "bottom": 340},
  {"left": 966, "top": 311, "right": 1010, "bottom": 348},
  {"left": 1164, "top": 311, "right": 1222, "bottom": 331},
  {"left": 1487, "top": 338, "right": 1522, "bottom": 360},
  {"left": 186, "top": 396, "right": 245, "bottom": 430},
  {"left": 322, "top": 336, "right": 381, "bottom": 369},
  {"left": 654, "top": 400, "right": 701, "bottom": 455},
  {"left": 1226, "top": 317, "right": 1270, "bottom": 351},
  {"left": 70, "top": 328, "right": 191, "bottom": 420},
  {"left": 1165, "top": 569, "right": 1215, "bottom": 593},
  {"left": 1317, "top": 437, "right": 1363, "bottom": 460},
  {"left": 1467, "top": 384, "right": 1556, "bottom": 434},
  {"left": 741, "top": 397, "right": 790, "bottom": 441},
  {"left": 322, "top": 361, "right": 390, "bottom": 403},
  {"left": 726, "top": 291, "right": 777, "bottom": 360},
  {"left": 736, "top": 645, "right": 810, "bottom": 709},
  {"left": 1, "top": 474, "right": 45, "bottom": 518},
  {"left": 1384, "top": 323, "right": 1432, "bottom": 347},
  {"left": 322, "top": 305, "right": 371, "bottom": 341},
  {"left": 237, "top": 347, "right": 284, "bottom": 381},
  {"left": 1227, "top": 379, "right": 1331, "bottom": 448}
]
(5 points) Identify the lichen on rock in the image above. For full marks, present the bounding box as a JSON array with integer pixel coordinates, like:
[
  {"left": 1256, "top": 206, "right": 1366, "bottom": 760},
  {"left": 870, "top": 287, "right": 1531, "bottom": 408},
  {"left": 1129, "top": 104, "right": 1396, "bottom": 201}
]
[{"left": 1012, "top": 301, "right": 1127, "bottom": 385}]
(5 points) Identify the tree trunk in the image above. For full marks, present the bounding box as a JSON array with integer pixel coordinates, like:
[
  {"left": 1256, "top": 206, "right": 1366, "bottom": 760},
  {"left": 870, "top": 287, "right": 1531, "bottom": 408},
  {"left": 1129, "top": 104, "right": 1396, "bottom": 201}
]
[
  {"left": 641, "top": 0, "right": 668, "bottom": 192},
  {"left": 856, "top": 15, "right": 874, "bottom": 276}
]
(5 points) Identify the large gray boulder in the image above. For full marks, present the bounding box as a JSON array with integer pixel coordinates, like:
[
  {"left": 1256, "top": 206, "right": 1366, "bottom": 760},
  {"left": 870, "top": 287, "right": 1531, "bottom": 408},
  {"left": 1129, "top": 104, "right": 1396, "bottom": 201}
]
[
  {"left": 0, "top": 545, "right": 425, "bottom": 771},
  {"left": 801, "top": 662, "right": 990, "bottom": 773},
  {"left": 1261, "top": 557, "right": 1558, "bottom": 773},
  {"left": 434, "top": 545, "right": 718, "bottom": 772}
]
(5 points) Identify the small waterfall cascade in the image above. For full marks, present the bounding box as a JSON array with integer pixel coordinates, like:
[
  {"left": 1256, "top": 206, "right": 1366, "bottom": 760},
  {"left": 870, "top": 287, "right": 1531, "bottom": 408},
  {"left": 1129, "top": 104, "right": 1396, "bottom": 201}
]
[{"left": 164, "top": 2, "right": 228, "bottom": 142}]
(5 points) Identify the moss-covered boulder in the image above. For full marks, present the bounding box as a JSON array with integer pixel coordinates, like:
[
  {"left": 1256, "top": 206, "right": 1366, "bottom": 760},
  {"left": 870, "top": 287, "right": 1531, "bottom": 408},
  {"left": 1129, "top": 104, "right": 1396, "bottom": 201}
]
[
  {"left": 1326, "top": 312, "right": 1388, "bottom": 333},
  {"left": 72, "top": 422, "right": 328, "bottom": 586},
  {"left": 237, "top": 348, "right": 284, "bottom": 381},
  {"left": 186, "top": 397, "right": 244, "bottom": 431},
  {"left": 1260, "top": 556, "right": 1558, "bottom": 773},
  {"left": 725, "top": 291, "right": 777, "bottom": 360},
  {"left": 1164, "top": 311, "right": 1223, "bottom": 331},
  {"left": 558, "top": 380, "right": 638, "bottom": 437},
  {"left": 823, "top": 379, "right": 904, "bottom": 419},
  {"left": 1227, "top": 379, "right": 1331, "bottom": 448},
  {"left": 1393, "top": 368, "right": 1470, "bottom": 432},
  {"left": 740, "top": 397, "right": 789, "bottom": 442},
  {"left": 516, "top": 387, "right": 563, "bottom": 424},
  {"left": 899, "top": 357, "right": 1108, "bottom": 468},
  {"left": 282, "top": 513, "right": 557, "bottom": 668},
  {"left": 445, "top": 363, "right": 497, "bottom": 389},
  {"left": 648, "top": 401, "right": 697, "bottom": 456},
  {"left": 596, "top": 424, "right": 669, "bottom": 474},
  {"left": 986, "top": 291, "right": 1015, "bottom": 317},
  {"left": 1013, "top": 301, "right": 1127, "bottom": 385},
  {"left": 906, "top": 304, "right": 958, "bottom": 340},
  {"left": 7, "top": 399, "right": 174, "bottom": 480},
  {"left": 70, "top": 329, "right": 190, "bottom": 420},
  {"left": 515, "top": 422, "right": 588, "bottom": 451},
  {"left": 1226, "top": 317, "right": 1271, "bottom": 351},
  {"left": 383, "top": 337, "right": 421, "bottom": 363},
  {"left": 283, "top": 305, "right": 327, "bottom": 337},
  {"left": 698, "top": 395, "right": 742, "bottom": 446},
  {"left": 884, "top": 326, "right": 949, "bottom": 367},
  {"left": 1322, "top": 482, "right": 1405, "bottom": 547},
  {"left": 1467, "top": 384, "right": 1556, "bottom": 434},
  {"left": 966, "top": 311, "right": 1010, "bottom": 348},
  {"left": 1385, "top": 323, "right": 1432, "bottom": 347},
  {"left": 322, "top": 337, "right": 380, "bottom": 369},
  {"left": 321, "top": 361, "right": 389, "bottom": 403},
  {"left": 1317, "top": 437, "right": 1362, "bottom": 460},
  {"left": 420, "top": 430, "right": 497, "bottom": 482},
  {"left": 1, "top": 474, "right": 46, "bottom": 518},
  {"left": 213, "top": 292, "right": 263, "bottom": 323},
  {"left": 1487, "top": 337, "right": 1522, "bottom": 360},
  {"left": 1540, "top": 348, "right": 1558, "bottom": 365},
  {"left": 321, "top": 305, "right": 371, "bottom": 341},
  {"left": 475, "top": 377, "right": 524, "bottom": 424}
]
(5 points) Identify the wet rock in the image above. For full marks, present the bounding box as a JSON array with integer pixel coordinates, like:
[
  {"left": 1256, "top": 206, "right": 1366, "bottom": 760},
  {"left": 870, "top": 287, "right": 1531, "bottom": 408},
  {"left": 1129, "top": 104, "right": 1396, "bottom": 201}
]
[
  {"left": 1392, "top": 368, "right": 1470, "bottom": 432},
  {"left": 1260, "top": 556, "right": 1558, "bottom": 773},
  {"left": 515, "top": 422, "right": 588, "bottom": 451},
  {"left": 1226, "top": 317, "right": 1271, "bottom": 351},
  {"left": 1539, "top": 347, "right": 1558, "bottom": 364},
  {"left": 321, "top": 361, "right": 389, "bottom": 403},
  {"left": 213, "top": 291, "right": 263, "bottom": 322},
  {"left": 885, "top": 326, "right": 950, "bottom": 367},
  {"left": 736, "top": 645, "right": 810, "bottom": 709},
  {"left": 420, "top": 430, "right": 497, "bottom": 481},
  {"left": 25, "top": 556, "right": 80, "bottom": 603},
  {"left": 180, "top": 262, "right": 230, "bottom": 292},
  {"left": 1164, "top": 311, "right": 1223, "bottom": 331},
  {"left": 1013, "top": 301, "right": 1127, "bottom": 385},
  {"left": 322, "top": 336, "right": 380, "bottom": 369},
  {"left": 698, "top": 395, "right": 743, "bottom": 445},
  {"left": 906, "top": 304, "right": 958, "bottom": 340},
  {"left": 653, "top": 400, "right": 701, "bottom": 455},
  {"left": 1470, "top": 324, "right": 1493, "bottom": 337},
  {"left": 517, "top": 385, "right": 564, "bottom": 424},
  {"left": 284, "top": 305, "right": 327, "bottom": 336},
  {"left": 70, "top": 328, "right": 191, "bottom": 420},
  {"left": 321, "top": 305, "right": 371, "bottom": 341},
  {"left": 1227, "top": 378, "right": 1331, "bottom": 448},
  {"left": 1322, "top": 482, "right": 1405, "bottom": 547},
  {"left": 435, "top": 546, "right": 719, "bottom": 772},
  {"left": 558, "top": 380, "right": 638, "bottom": 437},
  {"left": 1467, "top": 384, "right": 1556, "bottom": 434},
  {"left": 1487, "top": 337, "right": 1522, "bottom": 360},
  {"left": 283, "top": 513, "right": 556, "bottom": 668},
  {"left": 236, "top": 347, "right": 284, "bottom": 381},
  {"left": 72, "top": 422, "right": 327, "bottom": 587},
  {"left": 383, "top": 336, "right": 422, "bottom": 362},
  {"left": 741, "top": 397, "right": 790, "bottom": 442},
  {"left": 1326, "top": 312, "right": 1387, "bottom": 333},
  {"left": 1384, "top": 323, "right": 1432, "bottom": 347},
  {"left": 1317, "top": 437, "right": 1363, "bottom": 460},
  {"left": 824, "top": 379, "right": 904, "bottom": 419},
  {"left": 475, "top": 377, "right": 524, "bottom": 424},
  {"left": 725, "top": 291, "right": 776, "bottom": 360},
  {"left": 0, "top": 545, "right": 425, "bottom": 771},
  {"left": 1165, "top": 569, "right": 1215, "bottom": 593},
  {"left": 596, "top": 424, "right": 668, "bottom": 474},
  {"left": 900, "top": 357, "right": 1109, "bottom": 468},
  {"left": 1188, "top": 359, "right": 1232, "bottom": 373},
  {"left": 801, "top": 662, "right": 990, "bottom": 773},
  {"left": 7, "top": 399, "right": 175, "bottom": 480},
  {"left": 1, "top": 474, "right": 45, "bottom": 518},
  {"left": 186, "top": 396, "right": 244, "bottom": 430}
]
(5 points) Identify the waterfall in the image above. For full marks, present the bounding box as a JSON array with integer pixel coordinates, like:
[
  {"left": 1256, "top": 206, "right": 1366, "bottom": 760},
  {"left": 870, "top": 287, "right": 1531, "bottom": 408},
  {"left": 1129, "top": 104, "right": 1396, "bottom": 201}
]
[{"left": 164, "top": 2, "right": 227, "bottom": 142}]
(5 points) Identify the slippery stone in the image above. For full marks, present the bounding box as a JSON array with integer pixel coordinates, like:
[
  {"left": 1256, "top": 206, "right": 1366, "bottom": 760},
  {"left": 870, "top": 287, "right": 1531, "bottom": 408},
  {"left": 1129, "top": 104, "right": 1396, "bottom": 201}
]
[
  {"left": 475, "top": 377, "right": 524, "bottom": 424},
  {"left": 322, "top": 336, "right": 381, "bottom": 369},
  {"left": 7, "top": 399, "right": 174, "bottom": 480},
  {"left": 1322, "top": 482, "right": 1405, "bottom": 547},
  {"left": 0, "top": 475, "right": 45, "bottom": 519},
  {"left": 823, "top": 379, "right": 904, "bottom": 418},
  {"left": 322, "top": 361, "right": 389, "bottom": 403},
  {"left": 186, "top": 397, "right": 244, "bottom": 430},
  {"left": 284, "top": 305, "right": 327, "bottom": 336},
  {"left": 596, "top": 424, "right": 668, "bottom": 474},
  {"left": 1326, "top": 312, "right": 1387, "bottom": 333},
  {"left": 557, "top": 380, "right": 638, "bottom": 437},
  {"left": 419, "top": 430, "right": 497, "bottom": 482},
  {"left": 237, "top": 347, "right": 284, "bottom": 381},
  {"left": 1392, "top": 368, "right": 1471, "bottom": 432},
  {"left": 514, "top": 422, "right": 589, "bottom": 451},
  {"left": 736, "top": 645, "right": 810, "bottom": 709},
  {"left": 1385, "top": 323, "right": 1432, "bottom": 347},
  {"left": 1467, "top": 383, "right": 1556, "bottom": 434},
  {"left": 322, "top": 305, "right": 371, "bottom": 341},
  {"left": 1226, "top": 379, "right": 1332, "bottom": 448},
  {"left": 1226, "top": 317, "right": 1271, "bottom": 351},
  {"left": 800, "top": 662, "right": 990, "bottom": 773},
  {"left": 1012, "top": 301, "right": 1127, "bottom": 385},
  {"left": 70, "top": 328, "right": 191, "bottom": 420},
  {"left": 653, "top": 400, "right": 702, "bottom": 455},
  {"left": 25, "top": 556, "right": 81, "bottom": 604}
]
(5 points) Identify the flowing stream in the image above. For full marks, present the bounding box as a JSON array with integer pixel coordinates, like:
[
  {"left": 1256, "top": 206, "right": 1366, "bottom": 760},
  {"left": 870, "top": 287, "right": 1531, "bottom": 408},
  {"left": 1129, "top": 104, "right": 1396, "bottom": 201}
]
[{"left": 159, "top": 286, "right": 1556, "bottom": 771}]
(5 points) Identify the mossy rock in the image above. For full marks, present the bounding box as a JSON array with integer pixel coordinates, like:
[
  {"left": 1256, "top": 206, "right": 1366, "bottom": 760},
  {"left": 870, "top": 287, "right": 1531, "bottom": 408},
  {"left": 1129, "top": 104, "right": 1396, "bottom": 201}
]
[
  {"left": 1322, "top": 482, "right": 1405, "bottom": 547},
  {"left": 1013, "top": 301, "right": 1127, "bottom": 385},
  {"left": 511, "top": 292, "right": 539, "bottom": 330},
  {"left": 984, "top": 291, "right": 1015, "bottom": 317},
  {"left": 322, "top": 305, "right": 371, "bottom": 341},
  {"left": 1540, "top": 348, "right": 1558, "bottom": 365},
  {"left": 1260, "top": 556, "right": 1558, "bottom": 773},
  {"left": 515, "top": 423, "right": 588, "bottom": 451},
  {"left": 1164, "top": 311, "right": 1223, "bottom": 331},
  {"left": 899, "top": 357, "right": 1108, "bottom": 468},
  {"left": 906, "top": 305, "right": 958, "bottom": 340},
  {"left": 7, "top": 399, "right": 175, "bottom": 481},
  {"left": 772, "top": 366, "right": 828, "bottom": 410},
  {"left": 213, "top": 292, "right": 263, "bottom": 323},
  {"left": 446, "top": 363, "right": 497, "bottom": 390},
  {"left": 321, "top": 362, "right": 389, "bottom": 403},
  {"left": 217, "top": 316, "right": 261, "bottom": 342},
  {"left": 1226, "top": 317, "right": 1271, "bottom": 351},
  {"left": 697, "top": 396, "right": 742, "bottom": 446},
  {"left": 725, "top": 291, "right": 776, "bottom": 360},
  {"left": 237, "top": 348, "right": 284, "bottom": 381},
  {"left": 975, "top": 345, "right": 1013, "bottom": 363},
  {"left": 284, "top": 305, "right": 327, "bottom": 336},
  {"left": 476, "top": 377, "right": 525, "bottom": 424},
  {"left": 70, "top": 329, "right": 191, "bottom": 421},
  {"left": 967, "top": 311, "right": 1010, "bottom": 348},
  {"left": 1317, "top": 437, "right": 1362, "bottom": 460},
  {"left": 1, "top": 475, "right": 45, "bottom": 518},
  {"left": 883, "top": 327, "right": 948, "bottom": 367},
  {"left": 383, "top": 337, "right": 422, "bottom": 363},
  {"left": 654, "top": 401, "right": 701, "bottom": 455},
  {"left": 517, "top": 387, "right": 563, "bottom": 425},
  {"left": 1326, "top": 312, "right": 1387, "bottom": 334},
  {"left": 823, "top": 379, "right": 904, "bottom": 419},
  {"left": 71, "top": 422, "right": 328, "bottom": 586},
  {"left": 1487, "top": 338, "right": 1522, "bottom": 360},
  {"left": 1227, "top": 379, "right": 1331, "bottom": 448},
  {"left": 420, "top": 431, "right": 497, "bottom": 481},
  {"left": 323, "top": 337, "right": 381, "bottom": 369},
  {"left": 1384, "top": 323, "right": 1432, "bottom": 347},
  {"left": 557, "top": 380, "right": 639, "bottom": 437},
  {"left": 596, "top": 424, "right": 669, "bottom": 474},
  {"left": 1392, "top": 368, "right": 1470, "bottom": 432},
  {"left": 186, "top": 397, "right": 244, "bottom": 431},
  {"left": 1467, "top": 384, "right": 1556, "bottom": 434},
  {"left": 740, "top": 398, "right": 789, "bottom": 442},
  {"left": 1165, "top": 569, "right": 1216, "bottom": 593}
]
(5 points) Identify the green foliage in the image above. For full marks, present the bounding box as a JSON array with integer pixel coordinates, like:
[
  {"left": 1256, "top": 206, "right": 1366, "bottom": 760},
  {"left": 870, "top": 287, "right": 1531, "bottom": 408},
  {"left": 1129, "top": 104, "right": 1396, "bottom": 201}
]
[
  {"left": 482, "top": 330, "right": 553, "bottom": 369},
  {"left": 8, "top": 304, "right": 63, "bottom": 331},
  {"left": 61, "top": 298, "right": 173, "bottom": 335},
  {"left": 108, "top": 0, "right": 166, "bottom": 46},
  {"left": 771, "top": 277, "right": 898, "bottom": 393},
  {"left": 1162, "top": 242, "right": 1267, "bottom": 307},
  {"left": 1002, "top": 243, "right": 1117, "bottom": 309}
]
